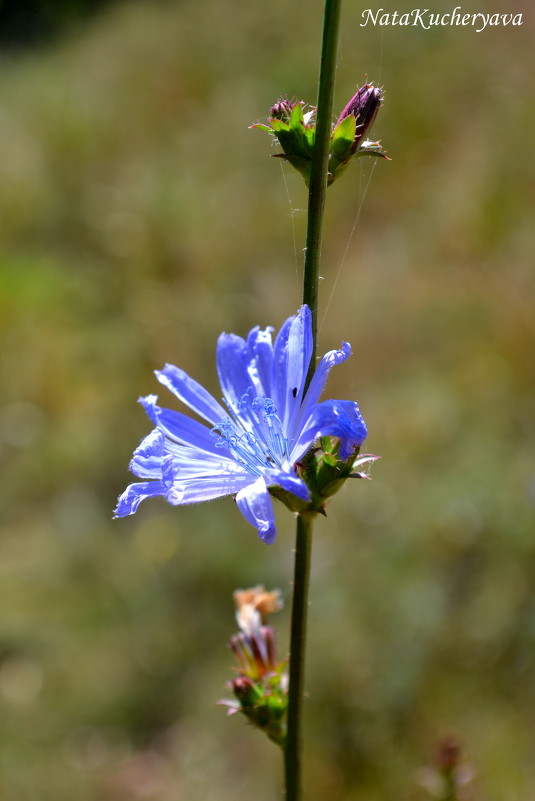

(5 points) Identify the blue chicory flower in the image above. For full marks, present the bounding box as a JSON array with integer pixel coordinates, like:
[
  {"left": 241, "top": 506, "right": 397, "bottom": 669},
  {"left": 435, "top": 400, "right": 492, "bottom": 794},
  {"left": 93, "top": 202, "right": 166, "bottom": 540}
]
[{"left": 114, "top": 305, "right": 367, "bottom": 544}]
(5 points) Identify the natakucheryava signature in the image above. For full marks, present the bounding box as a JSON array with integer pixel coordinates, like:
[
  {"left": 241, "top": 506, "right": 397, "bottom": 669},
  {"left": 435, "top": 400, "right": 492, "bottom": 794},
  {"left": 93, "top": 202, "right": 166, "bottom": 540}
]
[{"left": 359, "top": 7, "right": 523, "bottom": 33}]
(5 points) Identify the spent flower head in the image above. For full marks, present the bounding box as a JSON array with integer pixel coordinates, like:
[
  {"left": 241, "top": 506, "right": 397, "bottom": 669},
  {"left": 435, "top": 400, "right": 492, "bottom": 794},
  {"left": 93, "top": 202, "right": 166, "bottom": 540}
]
[
  {"left": 234, "top": 585, "right": 283, "bottom": 632},
  {"left": 416, "top": 737, "right": 476, "bottom": 800},
  {"left": 222, "top": 586, "right": 288, "bottom": 746},
  {"left": 114, "top": 305, "right": 370, "bottom": 543}
]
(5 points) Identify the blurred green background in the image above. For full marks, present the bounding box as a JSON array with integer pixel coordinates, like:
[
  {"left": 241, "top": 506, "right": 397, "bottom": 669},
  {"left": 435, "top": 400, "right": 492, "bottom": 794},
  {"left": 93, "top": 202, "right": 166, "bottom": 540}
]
[{"left": 0, "top": 1, "right": 533, "bottom": 799}]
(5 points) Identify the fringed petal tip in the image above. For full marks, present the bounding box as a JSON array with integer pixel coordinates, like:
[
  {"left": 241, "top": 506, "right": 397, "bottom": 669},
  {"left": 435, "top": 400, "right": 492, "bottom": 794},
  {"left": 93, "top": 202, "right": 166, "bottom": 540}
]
[
  {"left": 348, "top": 454, "right": 380, "bottom": 480},
  {"left": 353, "top": 453, "right": 381, "bottom": 468},
  {"left": 113, "top": 481, "right": 166, "bottom": 518},
  {"left": 236, "top": 477, "right": 278, "bottom": 545},
  {"left": 138, "top": 394, "right": 159, "bottom": 421},
  {"left": 257, "top": 522, "right": 277, "bottom": 545}
]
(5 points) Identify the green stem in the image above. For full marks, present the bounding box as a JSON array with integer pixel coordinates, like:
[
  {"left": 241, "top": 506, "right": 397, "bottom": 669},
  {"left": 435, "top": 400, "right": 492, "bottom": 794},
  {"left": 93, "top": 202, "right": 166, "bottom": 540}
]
[
  {"left": 285, "top": 2, "right": 342, "bottom": 800},
  {"left": 303, "top": 0, "right": 342, "bottom": 369},
  {"left": 442, "top": 772, "right": 458, "bottom": 801},
  {"left": 284, "top": 514, "right": 314, "bottom": 800}
]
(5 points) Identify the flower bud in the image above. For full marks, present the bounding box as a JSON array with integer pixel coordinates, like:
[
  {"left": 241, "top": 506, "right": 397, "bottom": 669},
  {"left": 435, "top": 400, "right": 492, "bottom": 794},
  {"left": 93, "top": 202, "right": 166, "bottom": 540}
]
[
  {"left": 337, "top": 83, "right": 383, "bottom": 152},
  {"left": 292, "top": 438, "right": 380, "bottom": 515},
  {"left": 231, "top": 675, "right": 258, "bottom": 706},
  {"left": 251, "top": 82, "right": 387, "bottom": 187},
  {"left": 269, "top": 99, "right": 295, "bottom": 122}
]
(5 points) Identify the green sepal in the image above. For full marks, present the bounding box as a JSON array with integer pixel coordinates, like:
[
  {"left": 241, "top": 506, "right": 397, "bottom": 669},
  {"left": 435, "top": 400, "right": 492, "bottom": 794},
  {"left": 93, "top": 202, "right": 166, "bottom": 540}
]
[
  {"left": 329, "top": 114, "right": 356, "bottom": 172},
  {"left": 268, "top": 482, "right": 312, "bottom": 514},
  {"left": 322, "top": 451, "right": 338, "bottom": 467},
  {"left": 235, "top": 668, "right": 288, "bottom": 747},
  {"left": 268, "top": 437, "right": 364, "bottom": 516},
  {"left": 271, "top": 104, "right": 314, "bottom": 163},
  {"left": 355, "top": 141, "right": 390, "bottom": 160},
  {"left": 327, "top": 114, "right": 357, "bottom": 184},
  {"left": 327, "top": 140, "right": 390, "bottom": 185},
  {"left": 249, "top": 122, "right": 274, "bottom": 133},
  {"left": 288, "top": 101, "right": 305, "bottom": 130},
  {"left": 271, "top": 153, "right": 311, "bottom": 185},
  {"left": 303, "top": 123, "right": 315, "bottom": 148},
  {"left": 269, "top": 118, "right": 290, "bottom": 133},
  {"left": 288, "top": 103, "right": 315, "bottom": 155},
  {"left": 306, "top": 439, "right": 360, "bottom": 500},
  {"left": 327, "top": 160, "right": 350, "bottom": 186},
  {"left": 235, "top": 681, "right": 264, "bottom": 709}
]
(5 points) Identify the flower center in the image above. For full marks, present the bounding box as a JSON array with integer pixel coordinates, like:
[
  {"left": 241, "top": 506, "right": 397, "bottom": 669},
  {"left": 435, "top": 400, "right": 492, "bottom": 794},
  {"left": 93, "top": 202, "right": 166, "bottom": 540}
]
[{"left": 212, "top": 391, "right": 291, "bottom": 477}]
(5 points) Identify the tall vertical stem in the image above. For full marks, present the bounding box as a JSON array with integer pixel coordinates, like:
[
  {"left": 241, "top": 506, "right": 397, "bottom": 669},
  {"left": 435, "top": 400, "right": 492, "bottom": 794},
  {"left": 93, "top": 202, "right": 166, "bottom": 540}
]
[
  {"left": 303, "top": 0, "right": 342, "bottom": 367},
  {"left": 284, "top": 1, "right": 342, "bottom": 799}
]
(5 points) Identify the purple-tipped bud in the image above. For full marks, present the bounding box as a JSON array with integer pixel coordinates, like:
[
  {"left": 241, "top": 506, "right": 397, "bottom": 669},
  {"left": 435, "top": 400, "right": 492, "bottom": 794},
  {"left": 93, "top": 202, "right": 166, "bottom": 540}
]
[
  {"left": 337, "top": 83, "right": 383, "bottom": 151},
  {"left": 269, "top": 99, "right": 296, "bottom": 122},
  {"left": 231, "top": 675, "right": 256, "bottom": 700}
]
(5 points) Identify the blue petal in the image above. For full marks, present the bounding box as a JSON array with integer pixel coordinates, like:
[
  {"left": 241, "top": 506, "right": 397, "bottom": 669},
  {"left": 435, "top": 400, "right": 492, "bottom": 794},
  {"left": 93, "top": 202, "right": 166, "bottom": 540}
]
[
  {"left": 271, "top": 306, "right": 312, "bottom": 428},
  {"left": 282, "top": 306, "right": 313, "bottom": 430},
  {"left": 271, "top": 314, "right": 293, "bottom": 414},
  {"left": 246, "top": 326, "right": 274, "bottom": 397},
  {"left": 292, "top": 399, "right": 367, "bottom": 461},
  {"left": 165, "top": 470, "right": 251, "bottom": 505},
  {"left": 289, "top": 341, "right": 352, "bottom": 443},
  {"left": 156, "top": 364, "right": 226, "bottom": 425},
  {"left": 216, "top": 333, "right": 253, "bottom": 418},
  {"left": 236, "top": 477, "right": 277, "bottom": 544},
  {"left": 139, "top": 394, "right": 222, "bottom": 455},
  {"left": 129, "top": 429, "right": 166, "bottom": 478},
  {"left": 301, "top": 341, "right": 352, "bottom": 412},
  {"left": 160, "top": 445, "right": 243, "bottom": 476},
  {"left": 113, "top": 481, "right": 167, "bottom": 517},
  {"left": 264, "top": 469, "right": 311, "bottom": 502}
]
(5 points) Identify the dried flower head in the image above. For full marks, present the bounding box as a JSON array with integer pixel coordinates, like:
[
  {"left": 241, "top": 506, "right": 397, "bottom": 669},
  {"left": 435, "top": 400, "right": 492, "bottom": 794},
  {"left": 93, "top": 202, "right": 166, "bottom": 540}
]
[
  {"left": 234, "top": 585, "right": 283, "bottom": 633},
  {"left": 222, "top": 587, "right": 288, "bottom": 746}
]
